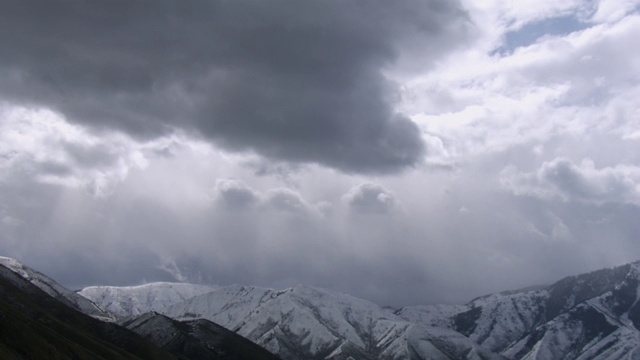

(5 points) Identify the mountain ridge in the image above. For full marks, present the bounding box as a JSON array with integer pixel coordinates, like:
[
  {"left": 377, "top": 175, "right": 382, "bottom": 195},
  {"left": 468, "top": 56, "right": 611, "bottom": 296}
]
[{"left": 4, "top": 254, "right": 640, "bottom": 359}]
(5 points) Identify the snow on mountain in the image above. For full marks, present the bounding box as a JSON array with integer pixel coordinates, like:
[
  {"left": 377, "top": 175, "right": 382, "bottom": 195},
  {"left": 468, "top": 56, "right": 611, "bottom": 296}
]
[
  {"left": 0, "top": 256, "right": 114, "bottom": 321},
  {"left": 457, "top": 288, "right": 550, "bottom": 353},
  {"left": 396, "top": 304, "right": 468, "bottom": 328},
  {"left": 163, "top": 284, "right": 505, "bottom": 360},
  {"left": 503, "top": 262, "right": 640, "bottom": 360},
  {"left": 503, "top": 303, "right": 639, "bottom": 359},
  {"left": 398, "top": 287, "right": 549, "bottom": 354},
  {"left": 166, "top": 285, "right": 402, "bottom": 357},
  {"left": 78, "top": 282, "right": 216, "bottom": 318},
  {"left": 400, "top": 261, "right": 640, "bottom": 360}
]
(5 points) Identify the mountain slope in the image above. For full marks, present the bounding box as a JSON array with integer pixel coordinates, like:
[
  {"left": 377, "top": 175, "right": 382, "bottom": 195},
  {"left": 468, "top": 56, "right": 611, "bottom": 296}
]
[
  {"left": 123, "top": 312, "right": 282, "bottom": 360},
  {"left": 0, "top": 262, "right": 179, "bottom": 360},
  {"left": 79, "top": 282, "right": 216, "bottom": 318},
  {"left": 0, "top": 256, "right": 114, "bottom": 321}
]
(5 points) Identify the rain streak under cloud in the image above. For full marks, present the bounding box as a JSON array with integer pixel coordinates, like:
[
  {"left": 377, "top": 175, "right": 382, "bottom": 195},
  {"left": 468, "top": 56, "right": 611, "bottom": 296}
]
[{"left": 0, "top": 0, "right": 639, "bottom": 306}]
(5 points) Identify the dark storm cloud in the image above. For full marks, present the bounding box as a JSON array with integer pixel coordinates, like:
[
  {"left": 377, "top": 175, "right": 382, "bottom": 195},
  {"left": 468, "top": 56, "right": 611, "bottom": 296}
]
[{"left": 0, "top": 0, "right": 470, "bottom": 173}]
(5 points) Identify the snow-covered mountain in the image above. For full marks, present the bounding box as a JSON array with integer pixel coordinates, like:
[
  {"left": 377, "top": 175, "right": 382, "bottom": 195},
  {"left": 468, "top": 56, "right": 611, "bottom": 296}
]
[
  {"left": 79, "top": 282, "right": 216, "bottom": 318},
  {"left": 502, "top": 262, "right": 640, "bottom": 359},
  {"left": 398, "top": 261, "right": 640, "bottom": 359},
  {"left": 83, "top": 282, "right": 505, "bottom": 359},
  {"left": 0, "top": 256, "right": 114, "bottom": 321},
  {"left": 398, "top": 287, "right": 549, "bottom": 354},
  {"left": 71, "top": 259, "right": 640, "bottom": 359}
]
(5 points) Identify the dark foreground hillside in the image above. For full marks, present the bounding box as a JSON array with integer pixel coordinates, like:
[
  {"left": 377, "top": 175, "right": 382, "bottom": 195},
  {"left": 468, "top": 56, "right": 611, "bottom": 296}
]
[{"left": 0, "top": 264, "right": 178, "bottom": 359}]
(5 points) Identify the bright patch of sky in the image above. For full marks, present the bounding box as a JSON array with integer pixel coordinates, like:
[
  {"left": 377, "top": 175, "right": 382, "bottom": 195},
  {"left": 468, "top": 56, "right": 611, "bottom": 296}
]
[{"left": 500, "top": 15, "right": 592, "bottom": 54}]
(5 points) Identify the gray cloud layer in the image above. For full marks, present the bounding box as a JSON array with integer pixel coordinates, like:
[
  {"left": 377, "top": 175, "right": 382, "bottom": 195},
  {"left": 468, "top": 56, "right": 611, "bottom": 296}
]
[
  {"left": 501, "top": 158, "right": 640, "bottom": 205},
  {"left": 0, "top": 0, "right": 469, "bottom": 173}
]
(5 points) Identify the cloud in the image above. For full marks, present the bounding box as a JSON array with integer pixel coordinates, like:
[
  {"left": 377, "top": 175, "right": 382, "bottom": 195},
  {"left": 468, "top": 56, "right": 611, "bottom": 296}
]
[
  {"left": 407, "top": 6, "right": 640, "bottom": 166},
  {"left": 0, "top": 106, "right": 148, "bottom": 197},
  {"left": 0, "top": 0, "right": 472, "bottom": 174},
  {"left": 212, "top": 179, "right": 322, "bottom": 215},
  {"left": 343, "top": 183, "right": 398, "bottom": 214},
  {"left": 212, "top": 179, "right": 260, "bottom": 211},
  {"left": 591, "top": 0, "right": 640, "bottom": 23},
  {"left": 264, "top": 188, "right": 312, "bottom": 214},
  {"left": 501, "top": 158, "right": 640, "bottom": 205}
]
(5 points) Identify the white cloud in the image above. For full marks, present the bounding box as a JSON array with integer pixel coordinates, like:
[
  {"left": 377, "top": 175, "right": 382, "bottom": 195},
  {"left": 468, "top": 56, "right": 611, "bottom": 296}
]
[
  {"left": 591, "top": 0, "right": 640, "bottom": 23},
  {"left": 0, "top": 105, "right": 151, "bottom": 197},
  {"left": 406, "top": 9, "right": 640, "bottom": 175}
]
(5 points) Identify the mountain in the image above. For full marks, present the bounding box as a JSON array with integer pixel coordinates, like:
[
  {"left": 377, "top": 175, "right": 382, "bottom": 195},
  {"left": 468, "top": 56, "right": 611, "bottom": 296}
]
[
  {"left": 398, "top": 261, "right": 640, "bottom": 359},
  {"left": 0, "top": 256, "right": 114, "bottom": 321},
  {"left": 10, "top": 254, "right": 638, "bottom": 359},
  {"left": 398, "top": 287, "right": 549, "bottom": 354},
  {"left": 0, "top": 261, "right": 179, "bottom": 359},
  {"left": 87, "top": 283, "right": 505, "bottom": 359},
  {"left": 122, "top": 311, "right": 282, "bottom": 360},
  {"left": 502, "top": 262, "right": 640, "bottom": 359},
  {"left": 79, "top": 282, "right": 216, "bottom": 318},
  {"left": 78, "top": 261, "right": 640, "bottom": 360}
]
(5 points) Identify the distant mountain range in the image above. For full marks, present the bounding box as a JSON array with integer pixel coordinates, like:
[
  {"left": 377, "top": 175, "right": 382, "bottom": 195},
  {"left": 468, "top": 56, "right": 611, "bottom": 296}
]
[{"left": 2, "top": 255, "right": 640, "bottom": 359}]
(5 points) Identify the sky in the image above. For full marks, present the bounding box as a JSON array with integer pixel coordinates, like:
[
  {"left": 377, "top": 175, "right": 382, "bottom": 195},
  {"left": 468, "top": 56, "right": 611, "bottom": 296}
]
[{"left": 0, "top": 0, "right": 639, "bottom": 307}]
